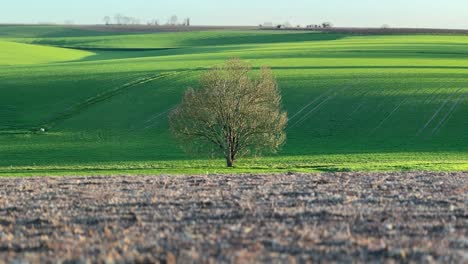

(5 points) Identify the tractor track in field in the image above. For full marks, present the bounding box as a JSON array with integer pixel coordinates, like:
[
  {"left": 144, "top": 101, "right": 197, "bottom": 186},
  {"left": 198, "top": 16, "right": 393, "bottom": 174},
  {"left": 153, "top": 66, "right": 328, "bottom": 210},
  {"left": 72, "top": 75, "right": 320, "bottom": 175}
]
[
  {"left": 344, "top": 81, "right": 379, "bottom": 119},
  {"left": 289, "top": 89, "right": 335, "bottom": 122},
  {"left": 141, "top": 107, "right": 175, "bottom": 130},
  {"left": 368, "top": 81, "right": 433, "bottom": 136},
  {"left": 40, "top": 71, "right": 181, "bottom": 129},
  {"left": 430, "top": 91, "right": 466, "bottom": 136},
  {"left": 416, "top": 88, "right": 462, "bottom": 137},
  {"left": 289, "top": 79, "right": 369, "bottom": 131},
  {"left": 322, "top": 80, "right": 370, "bottom": 134},
  {"left": 289, "top": 84, "right": 355, "bottom": 129},
  {"left": 369, "top": 98, "right": 408, "bottom": 135},
  {"left": 289, "top": 93, "right": 337, "bottom": 128}
]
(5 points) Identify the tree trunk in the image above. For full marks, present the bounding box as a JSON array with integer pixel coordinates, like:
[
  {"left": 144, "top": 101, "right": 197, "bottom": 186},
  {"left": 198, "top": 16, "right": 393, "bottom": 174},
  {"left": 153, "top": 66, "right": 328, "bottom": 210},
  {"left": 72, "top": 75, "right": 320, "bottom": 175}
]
[{"left": 226, "top": 156, "right": 234, "bottom": 167}]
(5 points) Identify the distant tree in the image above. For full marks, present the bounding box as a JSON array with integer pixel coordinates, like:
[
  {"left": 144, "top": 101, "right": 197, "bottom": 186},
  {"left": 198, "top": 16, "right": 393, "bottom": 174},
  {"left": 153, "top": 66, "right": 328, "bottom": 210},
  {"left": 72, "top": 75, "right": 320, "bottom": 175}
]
[
  {"left": 169, "top": 15, "right": 178, "bottom": 25},
  {"left": 169, "top": 58, "right": 288, "bottom": 167},
  {"left": 381, "top": 24, "right": 390, "bottom": 29},
  {"left": 147, "top": 19, "right": 158, "bottom": 26},
  {"left": 103, "top": 16, "right": 111, "bottom": 25},
  {"left": 121, "top": 16, "right": 131, "bottom": 25},
  {"left": 182, "top": 18, "right": 191, "bottom": 26},
  {"left": 322, "top": 22, "right": 333, "bottom": 28},
  {"left": 129, "top": 17, "right": 140, "bottom": 25},
  {"left": 114, "top": 14, "right": 123, "bottom": 25},
  {"left": 148, "top": 19, "right": 160, "bottom": 26}
]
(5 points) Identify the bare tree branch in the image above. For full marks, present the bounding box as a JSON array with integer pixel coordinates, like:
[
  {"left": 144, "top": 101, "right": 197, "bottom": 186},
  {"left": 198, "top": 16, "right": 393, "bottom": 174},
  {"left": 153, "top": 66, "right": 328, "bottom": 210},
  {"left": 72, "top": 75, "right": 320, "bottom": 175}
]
[{"left": 169, "top": 58, "right": 288, "bottom": 167}]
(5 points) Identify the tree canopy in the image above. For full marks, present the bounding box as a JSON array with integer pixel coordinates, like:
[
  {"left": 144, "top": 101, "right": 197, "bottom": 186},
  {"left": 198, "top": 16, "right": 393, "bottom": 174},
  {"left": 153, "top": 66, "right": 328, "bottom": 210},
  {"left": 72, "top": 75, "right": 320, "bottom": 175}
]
[{"left": 169, "top": 58, "right": 288, "bottom": 167}]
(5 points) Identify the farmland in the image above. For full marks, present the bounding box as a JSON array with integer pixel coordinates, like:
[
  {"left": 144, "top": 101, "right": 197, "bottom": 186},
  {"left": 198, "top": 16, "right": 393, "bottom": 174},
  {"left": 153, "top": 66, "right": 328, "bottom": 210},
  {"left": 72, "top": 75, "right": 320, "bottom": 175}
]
[
  {"left": 0, "top": 172, "right": 466, "bottom": 262},
  {"left": 0, "top": 25, "right": 467, "bottom": 175}
]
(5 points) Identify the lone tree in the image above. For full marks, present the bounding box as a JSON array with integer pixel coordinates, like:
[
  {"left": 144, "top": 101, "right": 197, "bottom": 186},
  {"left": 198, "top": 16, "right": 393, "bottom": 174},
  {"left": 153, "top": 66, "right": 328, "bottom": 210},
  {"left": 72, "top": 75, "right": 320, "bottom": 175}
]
[{"left": 169, "top": 58, "right": 288, "bottom": 167}]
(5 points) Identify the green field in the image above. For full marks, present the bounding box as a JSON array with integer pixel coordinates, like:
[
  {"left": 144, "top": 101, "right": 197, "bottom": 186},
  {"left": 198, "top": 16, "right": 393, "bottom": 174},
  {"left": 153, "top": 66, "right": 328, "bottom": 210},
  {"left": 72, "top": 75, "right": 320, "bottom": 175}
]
[{"left": 0, "top": 25, "right": 467, "bottom": 175}]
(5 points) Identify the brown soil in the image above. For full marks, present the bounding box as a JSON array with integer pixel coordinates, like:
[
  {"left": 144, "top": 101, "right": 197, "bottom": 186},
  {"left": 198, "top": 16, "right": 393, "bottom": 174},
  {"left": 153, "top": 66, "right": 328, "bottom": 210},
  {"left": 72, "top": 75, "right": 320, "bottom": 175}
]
[{"left": 0, "top": 172, "right": 466, "bottom": 263}]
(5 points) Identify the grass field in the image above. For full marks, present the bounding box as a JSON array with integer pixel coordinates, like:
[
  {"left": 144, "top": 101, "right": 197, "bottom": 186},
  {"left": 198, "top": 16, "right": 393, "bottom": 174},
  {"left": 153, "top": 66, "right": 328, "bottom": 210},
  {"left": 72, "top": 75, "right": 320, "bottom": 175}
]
[{"left": 0, "top": 25, "right": 467, "bottom": 175}]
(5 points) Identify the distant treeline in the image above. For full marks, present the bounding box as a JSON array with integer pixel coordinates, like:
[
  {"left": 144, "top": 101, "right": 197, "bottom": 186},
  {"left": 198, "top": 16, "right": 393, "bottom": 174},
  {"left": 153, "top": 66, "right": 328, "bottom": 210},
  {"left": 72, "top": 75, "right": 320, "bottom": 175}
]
[
  {"left": 261, "top": 26, "right": 468, "bottom": 35},
  {"left": 102, "top": 14, "right": 190, "bottom": 26},
  {"left": 260, "top": 22, "right": 333, "bottom": 29}
]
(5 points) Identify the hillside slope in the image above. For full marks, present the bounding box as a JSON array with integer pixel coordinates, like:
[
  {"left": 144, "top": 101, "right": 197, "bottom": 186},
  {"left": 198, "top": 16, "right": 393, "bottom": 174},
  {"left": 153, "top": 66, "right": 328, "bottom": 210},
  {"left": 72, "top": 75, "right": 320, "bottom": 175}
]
[
  {"left": 0, "top": 40, "right": 93, "bottom": 65},
  {"left": 0, "top": 26, "right": 466, "bottom": 174}
]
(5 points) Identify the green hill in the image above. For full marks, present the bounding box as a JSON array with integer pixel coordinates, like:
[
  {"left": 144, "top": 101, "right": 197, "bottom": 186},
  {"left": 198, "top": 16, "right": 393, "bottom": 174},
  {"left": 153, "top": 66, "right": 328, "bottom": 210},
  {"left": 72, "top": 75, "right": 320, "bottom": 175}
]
[
  {"left": 0, "top": 40, "right": 93, "bottom": 65},
  {"left": 0, "top": 26, "right": 466, "bottom": 175}
]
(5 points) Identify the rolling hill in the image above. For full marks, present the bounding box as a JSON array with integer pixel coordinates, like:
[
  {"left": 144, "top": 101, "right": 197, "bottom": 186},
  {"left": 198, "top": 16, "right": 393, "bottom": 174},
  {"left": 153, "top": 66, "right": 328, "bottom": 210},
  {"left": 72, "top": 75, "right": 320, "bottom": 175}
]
[
  {"left": 0, "top": 25, "right": 466, "bottom": 175},
  {"left": 0, "top": 40, "right": 92, "bottom": 65}
]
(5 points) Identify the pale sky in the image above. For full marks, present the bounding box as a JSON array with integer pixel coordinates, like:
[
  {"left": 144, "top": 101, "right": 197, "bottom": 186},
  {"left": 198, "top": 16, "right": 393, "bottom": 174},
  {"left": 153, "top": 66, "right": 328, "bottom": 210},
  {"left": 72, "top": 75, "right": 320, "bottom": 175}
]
[{"left": 2, "top": 0, "right": 468, "bottom": 29}]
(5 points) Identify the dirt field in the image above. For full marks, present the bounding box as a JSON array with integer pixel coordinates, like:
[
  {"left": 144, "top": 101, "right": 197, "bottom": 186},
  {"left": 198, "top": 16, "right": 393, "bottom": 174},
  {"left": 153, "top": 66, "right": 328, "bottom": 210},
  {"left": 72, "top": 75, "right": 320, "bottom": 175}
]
[{"left": 0, "top": 172, "right": 466, "bottom": 263}]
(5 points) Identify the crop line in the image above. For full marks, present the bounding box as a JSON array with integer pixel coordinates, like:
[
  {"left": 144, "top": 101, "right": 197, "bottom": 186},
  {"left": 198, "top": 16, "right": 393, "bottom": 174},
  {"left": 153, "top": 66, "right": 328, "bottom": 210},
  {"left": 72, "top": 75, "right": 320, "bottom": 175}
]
[
  {"left": 289, "top": 93, "right": 336, "bottom": 129},
  {"left": 41, "top": 71, "right": 180, "bottom": 128},
  {"left": 361, "top": 81, "right": 401, "bottom": 126},
  {"left": 0, "top": 73, "right": 138, "bottom": 134},
  {"left": 415, "top": 88, "right": 461, "bottom": 137},
  {"left": 141, "top": 107, "right": 176, "bottom": 130},
  {"left": 144, "top": 107, "right": 174, "bottom": 124},
  {"left": 346, "top": 81, "right": 370, "bottom": 117},
  {"left": 422, "top": 83, "right": 441, "bottom": 104},
  {"left": 372, "top": 85, "right": 402, "bottom": 114},
  {"left": 289, "top": 84, "right": 354, "bottom": 129},
  {"left": 326, "top": 78, "right": 369, "bottom": 134},
  {"left": 430, "top": 91, "right": 466, "bottom": 136},
  {"left": 289, "top": 88, "right": 335, "bottom": 122},
  {"left": 369, "top": 80, "right": 433, "bottom": 136},
  {"left": 422, "top": 80, "right": 446, "bottom": 105},
  {"left": 345, "top": 78, "right": 378, "bottom": 119},
  {"left": 369, "top": 98, "right": 408, "bottom": 135},
  {"left": 358, "top": 84, "right": 402, "bottom": 133},
  {"left": 131, "top": 69, "right": 200, "bottom": 131}
]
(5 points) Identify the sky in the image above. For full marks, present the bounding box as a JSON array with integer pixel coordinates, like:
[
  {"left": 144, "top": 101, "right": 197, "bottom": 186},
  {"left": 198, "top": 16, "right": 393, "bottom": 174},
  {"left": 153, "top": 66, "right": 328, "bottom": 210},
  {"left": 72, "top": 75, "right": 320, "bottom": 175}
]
[{"left": 2, "top": 0, "right": 468, "bottom": 29}]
